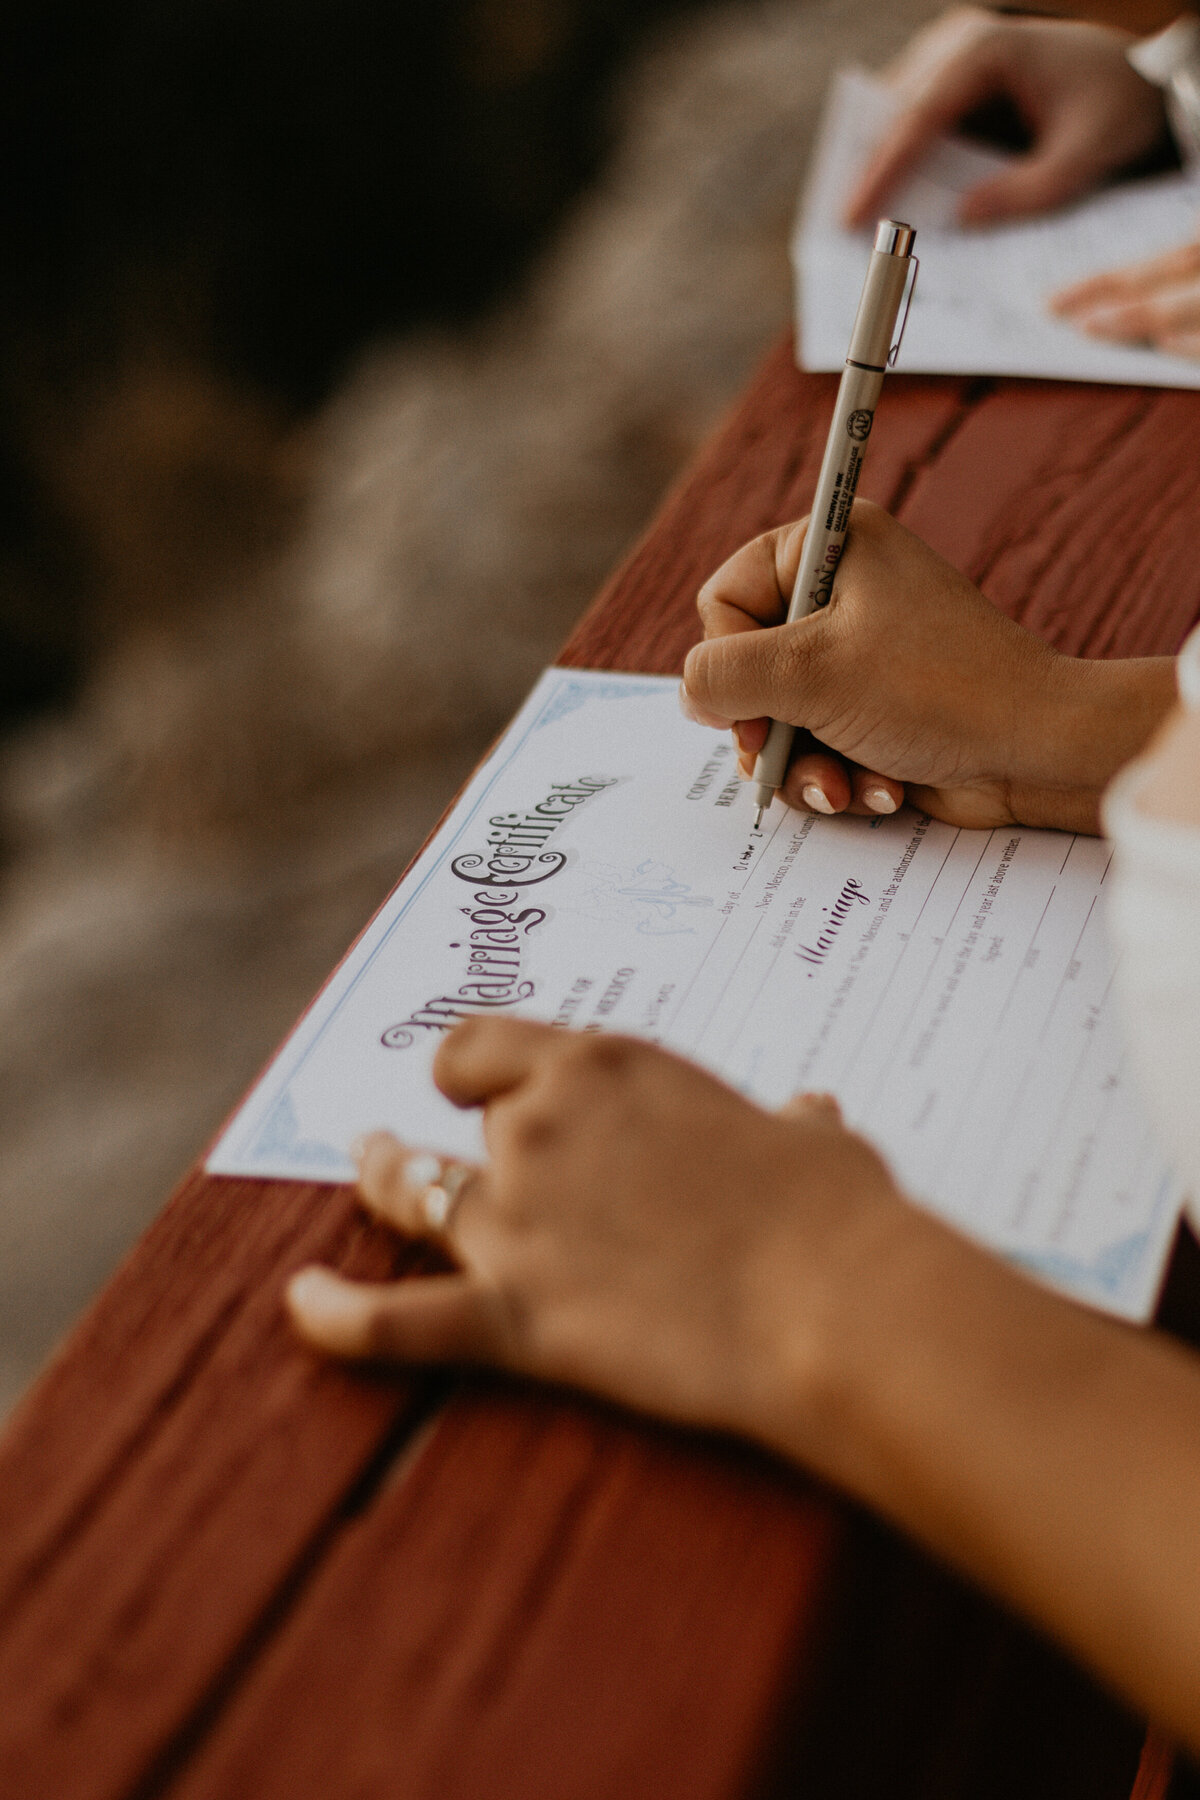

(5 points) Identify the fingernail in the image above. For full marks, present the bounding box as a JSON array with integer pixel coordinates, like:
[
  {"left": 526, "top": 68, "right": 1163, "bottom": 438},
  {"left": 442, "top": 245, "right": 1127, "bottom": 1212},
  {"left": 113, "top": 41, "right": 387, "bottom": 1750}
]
[
  {"left": 863, "top": 787, "right": 898, "bottom": 815},
  {"left": 677, "top": 682, "right": 699, "bottom": 723},
  {"left": 349, "top": 1134, "right": 367, "bottom": 1163},
  {"left": 287, "top": 1266, "right": 367, "bottom": 1324},
  {"left": 802, "top": 784, "right": 835, "bottom": 814},
  {"left": 403, "top": 1151, "right": 442, "bottom": 1189}
]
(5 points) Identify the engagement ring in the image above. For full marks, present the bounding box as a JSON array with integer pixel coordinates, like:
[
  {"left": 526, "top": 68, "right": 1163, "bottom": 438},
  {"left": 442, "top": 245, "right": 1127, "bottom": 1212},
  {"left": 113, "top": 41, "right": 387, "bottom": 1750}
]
[{"left": 404, "top": 1153, "right": 472, "bottom": 1232}]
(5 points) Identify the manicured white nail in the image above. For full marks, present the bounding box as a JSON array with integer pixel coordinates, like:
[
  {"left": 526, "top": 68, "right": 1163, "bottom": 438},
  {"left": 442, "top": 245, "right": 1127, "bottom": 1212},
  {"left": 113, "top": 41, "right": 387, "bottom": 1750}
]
[
  {"left": 863, "top": 787, "right": 898, "bottom": 814},
  {"left": 287, "top": 1267, "right": 368, "bottom": 1324},
  {"left": 802, "top": 784, "right": 835, "bottom": 814},
  {"left": 403, "top": 1151, "right": 442, "bottom": 1189}
]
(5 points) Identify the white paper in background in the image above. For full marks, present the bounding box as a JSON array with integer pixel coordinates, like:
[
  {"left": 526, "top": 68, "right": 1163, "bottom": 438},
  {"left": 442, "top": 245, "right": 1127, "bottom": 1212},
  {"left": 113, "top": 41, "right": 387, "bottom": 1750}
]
[
  {"left": 209, "top": 670, "right": 1181, "bottom": 1321},
  {"left": 795, "top": 66, "right": 1200, "bottom": 389}
]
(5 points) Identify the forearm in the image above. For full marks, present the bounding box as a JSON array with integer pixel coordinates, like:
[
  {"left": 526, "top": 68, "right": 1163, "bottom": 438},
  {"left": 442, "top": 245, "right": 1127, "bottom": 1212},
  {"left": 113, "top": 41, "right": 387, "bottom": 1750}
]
[
  {"left": 1005, "top": 653, "right": 1177, "bottom": 833},
  {"left": 764, "top": 1204, "right": 1200, "bottom": 1752}
]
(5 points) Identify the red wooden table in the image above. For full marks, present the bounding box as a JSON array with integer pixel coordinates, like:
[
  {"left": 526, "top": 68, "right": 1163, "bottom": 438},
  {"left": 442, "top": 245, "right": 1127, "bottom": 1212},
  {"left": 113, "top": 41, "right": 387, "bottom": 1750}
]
[{"left": 2, "top": 340, "right": 1198, "bottom": 1800}]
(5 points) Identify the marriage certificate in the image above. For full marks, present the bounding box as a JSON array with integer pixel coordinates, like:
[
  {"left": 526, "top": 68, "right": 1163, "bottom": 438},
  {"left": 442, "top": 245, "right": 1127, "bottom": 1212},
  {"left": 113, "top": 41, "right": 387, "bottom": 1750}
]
[{"left": 209, "top": 670, "right": 1181, "bottom": 1320}]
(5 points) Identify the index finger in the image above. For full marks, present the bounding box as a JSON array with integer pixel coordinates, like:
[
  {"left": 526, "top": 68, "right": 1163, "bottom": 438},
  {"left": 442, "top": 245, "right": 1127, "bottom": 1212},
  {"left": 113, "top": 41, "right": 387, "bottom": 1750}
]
[
  {"left": 844, "top": 64, "right": 995, "bottom": 228},
  {"left": 434, "top": 1015, "right": 560, "bottom": 1109},
  {"left": 845, "top": 111, "right": 940, "bottom": 230}
]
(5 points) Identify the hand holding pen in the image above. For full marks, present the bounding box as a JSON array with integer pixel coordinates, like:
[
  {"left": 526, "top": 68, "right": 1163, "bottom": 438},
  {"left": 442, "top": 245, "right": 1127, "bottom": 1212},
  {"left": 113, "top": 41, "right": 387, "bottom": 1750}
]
[
  {"left": 750, "top": 220, "right": 917, "bottom": 828},
  {"left": 681, "top": 495, "right": 1175, "bottom": 839}
]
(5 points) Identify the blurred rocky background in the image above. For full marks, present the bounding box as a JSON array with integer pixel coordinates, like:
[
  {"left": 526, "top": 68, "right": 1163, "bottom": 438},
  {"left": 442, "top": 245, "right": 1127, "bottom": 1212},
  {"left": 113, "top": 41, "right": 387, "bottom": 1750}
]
[{"left": 0, "top": 0, "right": 938, "bottom": 1417}]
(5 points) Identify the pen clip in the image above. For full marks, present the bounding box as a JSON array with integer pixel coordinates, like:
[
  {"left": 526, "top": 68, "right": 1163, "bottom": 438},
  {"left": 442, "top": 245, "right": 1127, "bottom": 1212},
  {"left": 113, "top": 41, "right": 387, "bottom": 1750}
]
[{"left": 888, "top": 256, "right": 919, "bottom": 367}]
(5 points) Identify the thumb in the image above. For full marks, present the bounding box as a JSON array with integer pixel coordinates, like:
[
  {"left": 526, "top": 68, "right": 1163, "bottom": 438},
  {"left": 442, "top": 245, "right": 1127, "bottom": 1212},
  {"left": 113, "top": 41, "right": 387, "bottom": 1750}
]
[
  {"left": 287, "top": 1266, "right": 510, "bottom": 1365},
  {"left": 683, "top": 621, "right": 818, "bottom": 730}
]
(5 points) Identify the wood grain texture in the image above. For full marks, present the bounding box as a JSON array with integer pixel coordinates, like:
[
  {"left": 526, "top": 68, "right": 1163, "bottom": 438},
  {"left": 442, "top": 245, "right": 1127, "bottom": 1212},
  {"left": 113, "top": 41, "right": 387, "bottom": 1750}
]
[
  {"left": 559, "top": 350, "right": 977, "bottom": 677},
  {"left": 0, "top": 1171, "right": 434, "bottom": 1800},
  {"left": 170, "top": 1393, "right": 837, "bottom": 1800},
  {"left": 0, "top": 337, "right": 1197, "bottom": 1800}
]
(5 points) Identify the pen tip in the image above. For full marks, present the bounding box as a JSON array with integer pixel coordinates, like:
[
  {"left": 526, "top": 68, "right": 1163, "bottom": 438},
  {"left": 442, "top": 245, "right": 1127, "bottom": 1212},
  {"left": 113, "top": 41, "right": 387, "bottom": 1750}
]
[{"left": 752, "top": 806, "right": 764, "bottom": 832}]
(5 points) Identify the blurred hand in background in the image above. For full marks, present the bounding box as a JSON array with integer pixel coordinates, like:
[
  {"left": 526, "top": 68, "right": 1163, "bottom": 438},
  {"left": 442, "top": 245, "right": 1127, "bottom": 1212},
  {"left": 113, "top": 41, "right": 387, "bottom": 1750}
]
[
  {"left": 844, "top": 6, "right": 1168, "bottom": 228},
  {"left": 1050, "top": 237, "right": 1200, "bottom": 359}
]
